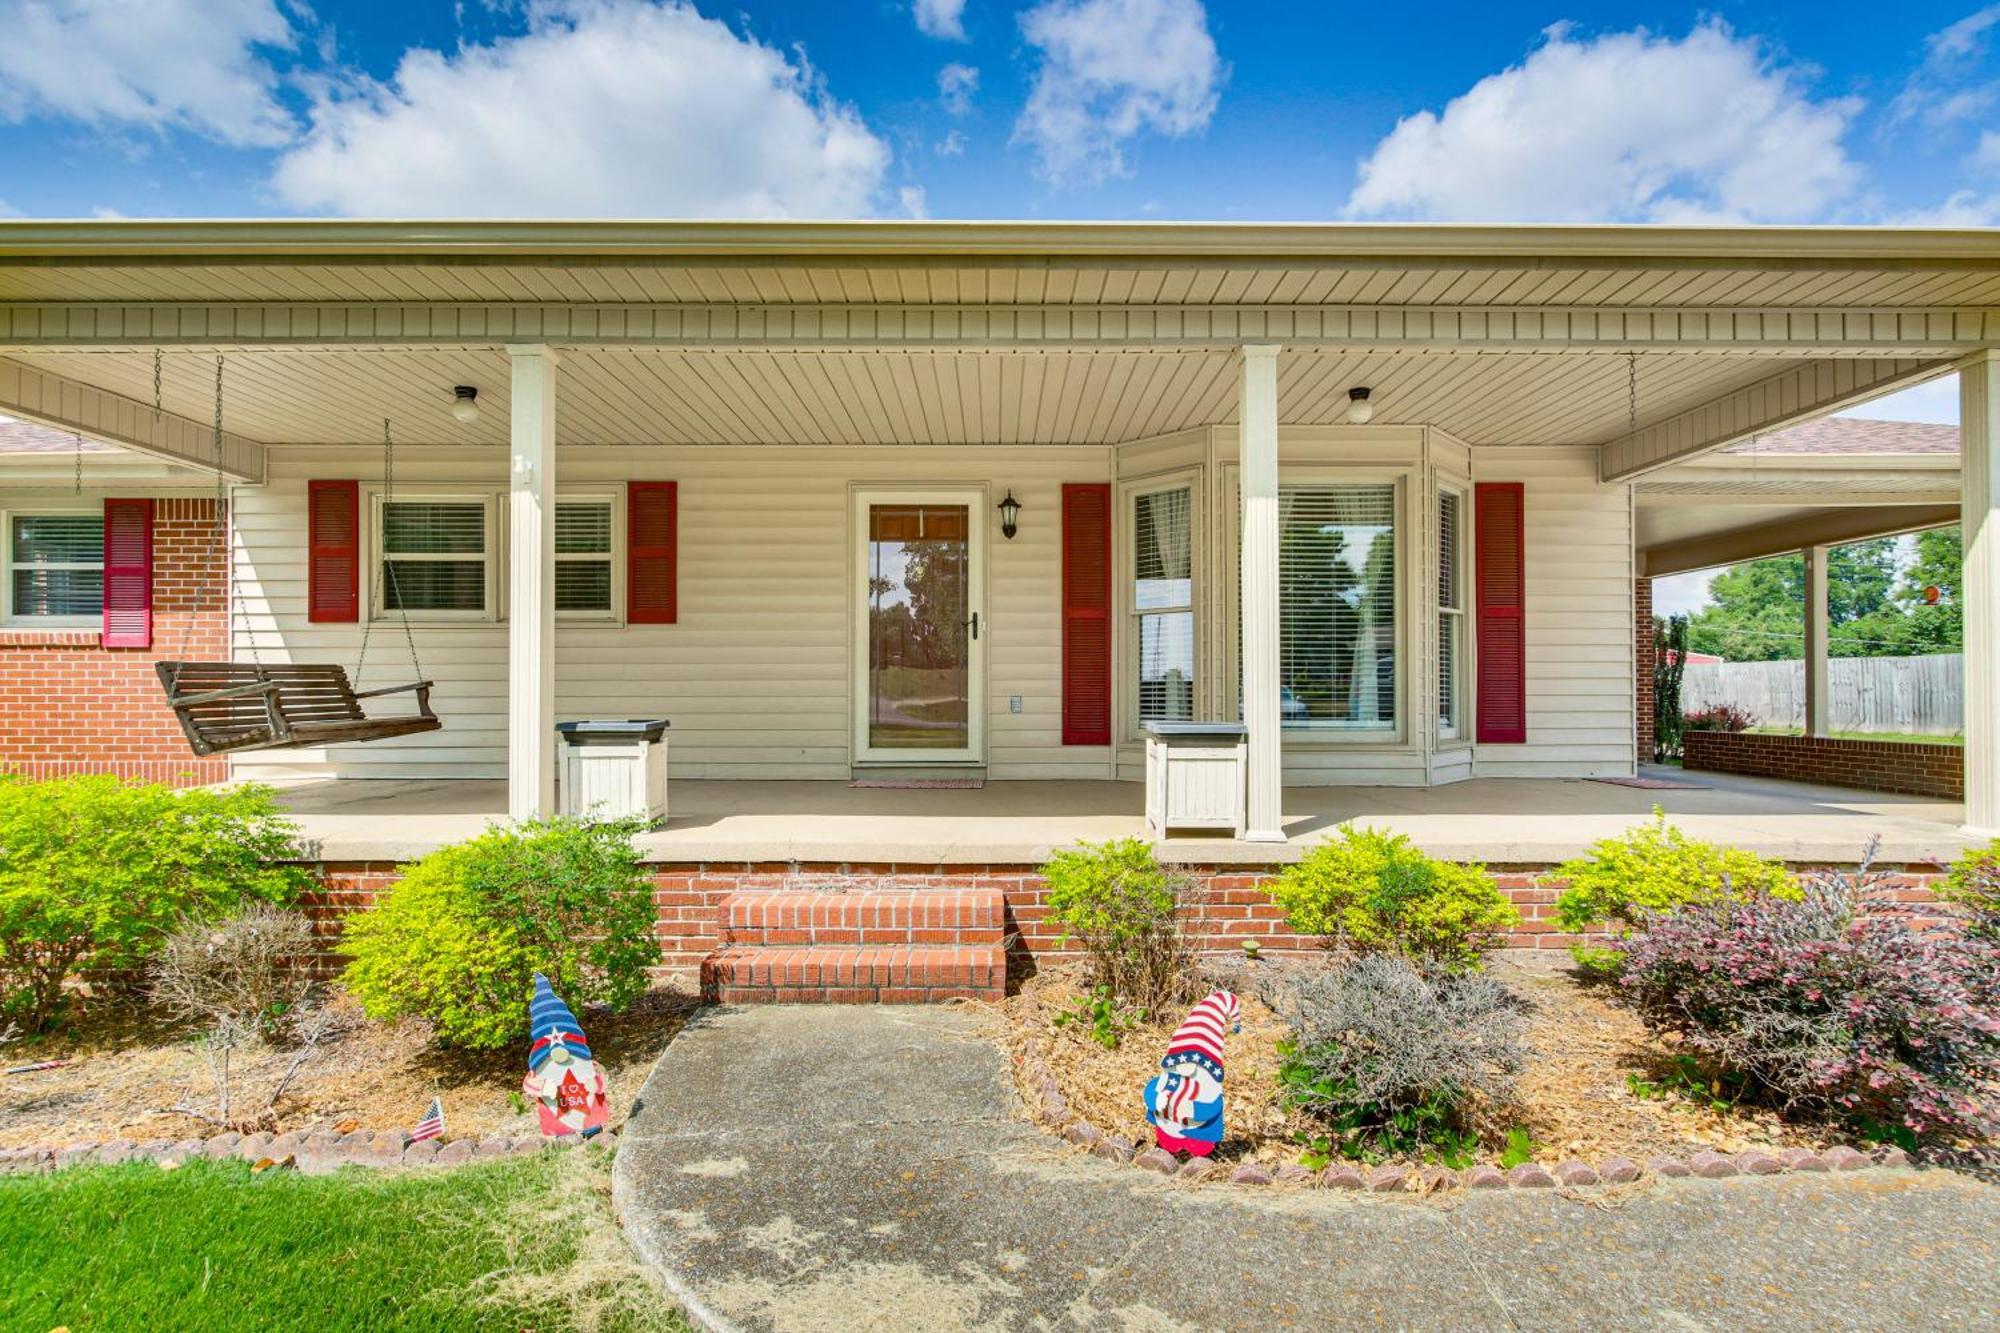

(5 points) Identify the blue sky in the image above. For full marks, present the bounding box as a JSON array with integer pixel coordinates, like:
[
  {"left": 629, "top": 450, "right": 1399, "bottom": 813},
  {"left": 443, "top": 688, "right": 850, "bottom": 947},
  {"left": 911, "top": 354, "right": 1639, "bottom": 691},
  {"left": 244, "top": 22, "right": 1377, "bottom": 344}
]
[{"left": 0, "top": 1, "right": 1994, "bottom": 225}]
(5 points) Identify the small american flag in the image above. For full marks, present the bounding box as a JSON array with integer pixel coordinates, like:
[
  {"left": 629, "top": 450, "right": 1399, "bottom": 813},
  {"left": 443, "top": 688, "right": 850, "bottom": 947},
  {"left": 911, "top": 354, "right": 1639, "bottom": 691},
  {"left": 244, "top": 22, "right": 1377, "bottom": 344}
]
[{"left": 410, "top": 1097, "right": 445, "bottom": 1143}]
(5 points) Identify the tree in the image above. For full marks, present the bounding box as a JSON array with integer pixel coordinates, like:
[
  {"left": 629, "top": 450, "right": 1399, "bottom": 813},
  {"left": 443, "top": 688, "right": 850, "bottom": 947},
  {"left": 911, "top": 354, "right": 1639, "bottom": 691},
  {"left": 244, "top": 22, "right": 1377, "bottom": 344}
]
[{"left": 1687, "top": 537, "right": 1937, "bottom": 662}]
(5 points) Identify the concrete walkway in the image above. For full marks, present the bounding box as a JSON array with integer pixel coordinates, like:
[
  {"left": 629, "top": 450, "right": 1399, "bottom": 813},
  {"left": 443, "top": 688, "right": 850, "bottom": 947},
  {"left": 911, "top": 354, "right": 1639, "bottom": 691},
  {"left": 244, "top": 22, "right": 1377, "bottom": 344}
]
[{"left": 613, "top": 1006, "right": 2000, "bottom": 1332}]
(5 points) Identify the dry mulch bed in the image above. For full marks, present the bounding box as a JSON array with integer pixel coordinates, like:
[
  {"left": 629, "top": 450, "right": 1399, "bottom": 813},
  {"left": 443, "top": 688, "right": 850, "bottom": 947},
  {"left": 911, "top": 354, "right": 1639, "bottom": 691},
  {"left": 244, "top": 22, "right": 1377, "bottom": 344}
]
[
  {"left": 0, "top": 986, "right": 696, "bottom": 1149},
  {"left": 1000, "top": 952, "right": 1840, "bottom": 1174}
]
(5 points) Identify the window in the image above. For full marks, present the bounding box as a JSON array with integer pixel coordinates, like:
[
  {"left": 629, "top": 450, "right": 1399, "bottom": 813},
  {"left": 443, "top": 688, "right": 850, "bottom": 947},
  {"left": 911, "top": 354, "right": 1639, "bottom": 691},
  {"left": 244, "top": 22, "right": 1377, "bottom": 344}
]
[
  {"left": 555, "top": 499, "right": 615, "bottom": 617},
  {"left": 1276, "top": 482, "right": 1397, "bottom": 732},
  {"left": 1133, "top": 486, "right": 1195, "bottom": 724},
  {"left": 7, "top": 512, "right": 103, "bottom": 623},
  {"left": 376, "top": 498, "right": 493, "bottom": 619},
  {"left": 1438, "top": 487, "right": 1467, "bottom": 741}
]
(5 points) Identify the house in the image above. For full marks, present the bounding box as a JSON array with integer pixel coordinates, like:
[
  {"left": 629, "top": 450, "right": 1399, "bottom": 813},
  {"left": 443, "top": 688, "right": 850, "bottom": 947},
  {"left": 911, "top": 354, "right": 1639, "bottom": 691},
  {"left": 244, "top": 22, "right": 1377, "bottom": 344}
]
[{"left": 1, "top": 220, "right": 1993, "bottom": 994}]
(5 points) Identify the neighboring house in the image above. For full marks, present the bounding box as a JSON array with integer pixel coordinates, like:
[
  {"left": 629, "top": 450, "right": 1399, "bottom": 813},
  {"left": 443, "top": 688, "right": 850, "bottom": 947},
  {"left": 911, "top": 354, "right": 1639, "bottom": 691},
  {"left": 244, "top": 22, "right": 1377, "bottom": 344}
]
[{"left": 0, "top": 220, "right": 1995, "bottom": 835}]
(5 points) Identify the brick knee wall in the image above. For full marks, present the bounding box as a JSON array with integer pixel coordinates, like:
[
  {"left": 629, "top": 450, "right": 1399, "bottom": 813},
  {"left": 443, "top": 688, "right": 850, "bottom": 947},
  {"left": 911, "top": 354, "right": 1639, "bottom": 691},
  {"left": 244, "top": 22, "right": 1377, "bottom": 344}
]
[
  {"left": 1634, "top": 577, "right": 1655, "bottom": 764},
  {"left": 1682, "top": 730, "right": 1964, "bottom": 801},
  {"left": 0, "top": 498, "right": 227, "bottom": 787},
  {"left": 295, "top": 858, "right": 1946, "bottom": 985}
]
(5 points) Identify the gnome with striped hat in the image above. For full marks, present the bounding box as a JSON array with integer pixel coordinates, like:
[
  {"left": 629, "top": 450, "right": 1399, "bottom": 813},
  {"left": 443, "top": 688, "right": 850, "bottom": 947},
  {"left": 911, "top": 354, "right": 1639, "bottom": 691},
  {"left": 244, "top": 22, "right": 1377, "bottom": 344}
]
[
  {"left": 523, "top": 973, "right": 609, "bottom": 1139},
  {"left": 1143, "top": 990, "right": 1241, "bottom": 1157}
]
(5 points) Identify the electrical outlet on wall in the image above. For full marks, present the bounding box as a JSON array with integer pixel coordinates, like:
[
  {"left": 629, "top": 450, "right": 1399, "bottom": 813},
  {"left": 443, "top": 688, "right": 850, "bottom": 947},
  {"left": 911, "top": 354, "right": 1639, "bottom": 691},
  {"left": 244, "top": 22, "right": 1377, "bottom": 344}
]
[{"left": 1009, "top": 696, "right": 1023, "bottom": 714}]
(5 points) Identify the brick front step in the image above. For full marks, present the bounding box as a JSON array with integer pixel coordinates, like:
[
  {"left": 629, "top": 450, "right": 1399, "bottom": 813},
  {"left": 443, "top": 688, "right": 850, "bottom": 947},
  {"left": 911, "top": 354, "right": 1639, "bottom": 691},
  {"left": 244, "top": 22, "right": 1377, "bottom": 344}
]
[
  {"left": 701, "top": 943, "right": 1006, "bottom": 1004},
  {"left": 719, "top": 888, "right": 1004, "bottom": 947}
]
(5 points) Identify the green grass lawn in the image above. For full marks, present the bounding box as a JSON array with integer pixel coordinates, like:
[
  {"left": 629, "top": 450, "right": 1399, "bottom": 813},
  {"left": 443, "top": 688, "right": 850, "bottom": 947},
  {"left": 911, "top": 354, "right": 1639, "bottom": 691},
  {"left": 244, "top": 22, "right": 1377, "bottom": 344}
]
[
  {"left": 0, "top": 1150, "right": 688, "bottom": 1332},
  {"left": 1743, "top": 726, "right": 1965, "bottom": 746}
]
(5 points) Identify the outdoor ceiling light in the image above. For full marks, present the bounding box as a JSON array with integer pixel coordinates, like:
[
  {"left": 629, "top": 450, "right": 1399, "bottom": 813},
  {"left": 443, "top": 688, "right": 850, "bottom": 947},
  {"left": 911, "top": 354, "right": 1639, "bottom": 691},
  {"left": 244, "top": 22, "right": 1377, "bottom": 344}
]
[
  {"left": 451, "top": 385, "right": 481, "bottom": 424},
  {"left": 1345, "top": 386, "right": 1375, "bottom": 424},
  {"left": 997, "top": 490, "right": 1023, "bottom": 539}
]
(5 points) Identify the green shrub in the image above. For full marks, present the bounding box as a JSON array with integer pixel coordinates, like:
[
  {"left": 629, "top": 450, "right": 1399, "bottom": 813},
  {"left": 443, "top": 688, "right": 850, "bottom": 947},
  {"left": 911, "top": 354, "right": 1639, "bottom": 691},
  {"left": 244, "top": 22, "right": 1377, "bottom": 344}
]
[
  {"left": 1552, "top": 808, "right": 1796, "bottom": 972},
  {"left": 1040, "top": 838, "right": 1202, "bottom": 1013},
  {"left": 341, "top": 817, "right": 658, "bottom": 1050},
  {"left": 0, "top": 775, "right": 308, "bottom": 1029},
  {"left": 1940, "top": 839, "right": 2000, "bottom": 942},
  {"left": 1268, "top": 827, "right": 1516, "bottom": 971}
]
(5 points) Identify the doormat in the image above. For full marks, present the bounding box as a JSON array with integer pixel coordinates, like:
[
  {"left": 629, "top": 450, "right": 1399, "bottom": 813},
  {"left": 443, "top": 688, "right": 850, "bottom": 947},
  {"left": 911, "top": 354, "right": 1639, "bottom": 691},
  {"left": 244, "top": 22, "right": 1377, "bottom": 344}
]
[
  {"left": 849, "top": 778, "right": 986, "bottom": 790},
  {"left": 1587, "top": 776, "right": 1706, "bottom": 790}
]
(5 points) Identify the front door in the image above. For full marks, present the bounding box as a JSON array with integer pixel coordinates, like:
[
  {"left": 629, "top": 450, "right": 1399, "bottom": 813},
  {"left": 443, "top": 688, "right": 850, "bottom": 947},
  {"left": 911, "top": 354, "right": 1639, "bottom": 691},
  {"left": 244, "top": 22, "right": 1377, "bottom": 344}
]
[{"left": 852, "top": 489, "right": 985, "bottom": 765}]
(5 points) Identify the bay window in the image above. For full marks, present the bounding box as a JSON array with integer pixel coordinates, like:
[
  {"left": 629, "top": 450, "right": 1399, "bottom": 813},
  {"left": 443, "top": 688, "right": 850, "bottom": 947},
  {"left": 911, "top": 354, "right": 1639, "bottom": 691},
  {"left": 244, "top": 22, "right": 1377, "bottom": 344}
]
[
  {"left": 1133, "top": 485, "right": 1195, "bottom": 724},
  {"left": 1438, "top": 487, "right": 1467, "bottom": 741},
  {"left": 1276, "top": 482, "right": 1398, "bottom": 732}
]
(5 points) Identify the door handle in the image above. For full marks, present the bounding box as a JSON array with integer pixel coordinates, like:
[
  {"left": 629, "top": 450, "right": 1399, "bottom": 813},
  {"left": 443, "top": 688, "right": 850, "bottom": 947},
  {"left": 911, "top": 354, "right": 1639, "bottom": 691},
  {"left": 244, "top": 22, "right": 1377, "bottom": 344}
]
[{"left": 966, "top": 612, "right": 980, "bottom": 641}]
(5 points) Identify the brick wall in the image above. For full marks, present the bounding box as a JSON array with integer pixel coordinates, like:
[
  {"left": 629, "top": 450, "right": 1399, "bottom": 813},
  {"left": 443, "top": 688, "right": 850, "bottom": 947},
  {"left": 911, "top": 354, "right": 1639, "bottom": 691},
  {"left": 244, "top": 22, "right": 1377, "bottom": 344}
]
[
  {"left": 1683, "top": 730, "right": 1964, "bottom": 801},
  {"left": 1634, "top": 577, "right": 1655, "bottom": 764},
  {"left": 296, "top": 856, "right": 1947, "bottom": 983},
  {"left": 0, "top": 498, "right": 228, "bottom": 787}
]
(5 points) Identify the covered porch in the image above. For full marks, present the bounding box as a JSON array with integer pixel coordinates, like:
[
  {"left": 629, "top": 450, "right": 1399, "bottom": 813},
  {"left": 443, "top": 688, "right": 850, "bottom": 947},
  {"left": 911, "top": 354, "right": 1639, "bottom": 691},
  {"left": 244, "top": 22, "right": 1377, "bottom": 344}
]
[{"left": 268, "top": 767, "right": 1980, "bottom": 867}]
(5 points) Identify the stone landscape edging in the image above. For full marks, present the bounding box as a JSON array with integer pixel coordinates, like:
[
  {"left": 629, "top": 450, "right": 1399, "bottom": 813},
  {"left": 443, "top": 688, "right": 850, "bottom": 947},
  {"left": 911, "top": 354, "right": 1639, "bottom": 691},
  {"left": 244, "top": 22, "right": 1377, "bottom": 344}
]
[
  {"left": 1012, "top": 1026, "right": 1913, "bottom": 1194},
  {"left": 0, "top": 1125, "right": 613, "bottom": 1177}
]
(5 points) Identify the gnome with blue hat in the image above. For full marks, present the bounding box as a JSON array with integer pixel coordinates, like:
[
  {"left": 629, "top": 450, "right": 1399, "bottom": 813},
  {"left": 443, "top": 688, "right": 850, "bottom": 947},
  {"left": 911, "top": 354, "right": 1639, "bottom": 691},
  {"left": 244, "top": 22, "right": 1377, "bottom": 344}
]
[{"left": 523, "top": 973, "right": 609, "bottom": 1138}]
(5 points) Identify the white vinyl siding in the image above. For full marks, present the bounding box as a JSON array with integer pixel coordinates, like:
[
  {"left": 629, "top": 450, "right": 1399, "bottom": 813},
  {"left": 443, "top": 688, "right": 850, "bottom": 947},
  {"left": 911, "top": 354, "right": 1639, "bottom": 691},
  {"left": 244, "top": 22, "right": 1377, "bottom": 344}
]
[
  {"left": 1470, "top": 446, "right": 1637, "bottom": 779},
  {"left": 230, "top": 445, "right": 1111, "bottom": 783}
]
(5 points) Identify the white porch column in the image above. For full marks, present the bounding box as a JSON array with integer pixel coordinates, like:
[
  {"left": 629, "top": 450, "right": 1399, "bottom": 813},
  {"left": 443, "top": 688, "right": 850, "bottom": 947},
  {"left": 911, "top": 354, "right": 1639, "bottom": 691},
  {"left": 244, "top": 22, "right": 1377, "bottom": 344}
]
[
  {"left": 1964, "top": 352, "right": 2000, "bottom": 833},
  {"left": 508, "top": 345, "right": 559, "bottom": 821},
  {"left": 1239, "top": 343, "right": 1285, "bottom": 842},
  {"left": 1803, "top": 544, "right": 1830, "bottom": 738}
]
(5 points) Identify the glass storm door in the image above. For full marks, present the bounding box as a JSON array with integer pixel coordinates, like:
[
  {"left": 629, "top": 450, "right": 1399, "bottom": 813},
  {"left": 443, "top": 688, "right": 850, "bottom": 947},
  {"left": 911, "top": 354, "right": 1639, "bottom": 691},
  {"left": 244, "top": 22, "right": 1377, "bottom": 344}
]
[{"left": 853, "top": 491, "right": 985, "bottom": 764}]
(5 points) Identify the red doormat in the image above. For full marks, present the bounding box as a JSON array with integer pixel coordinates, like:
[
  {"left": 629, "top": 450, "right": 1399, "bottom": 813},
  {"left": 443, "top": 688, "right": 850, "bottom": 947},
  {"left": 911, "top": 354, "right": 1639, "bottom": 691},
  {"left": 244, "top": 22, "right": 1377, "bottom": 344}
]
[
  {"left": 1587, "top": 776, "right": 1706, "bottom": 790},
  {"left": 848, "top": 779, "right": 987, "bottom": 790}
]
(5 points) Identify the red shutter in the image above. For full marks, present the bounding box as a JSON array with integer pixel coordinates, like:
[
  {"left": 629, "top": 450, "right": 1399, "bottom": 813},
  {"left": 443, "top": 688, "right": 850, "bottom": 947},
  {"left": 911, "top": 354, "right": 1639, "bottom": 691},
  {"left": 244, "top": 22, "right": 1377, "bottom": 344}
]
[
  {"left": 1061, "top": 483, "right": 1112, "bottom": 746},
  {"left": 101, "top": 497, "right": 153, "bottom": 648},
  {"left": 628, "top": 482, "right": 678, "bottom": 624},
  {"left": 1474, "top": 482, "right": 1527, "bottom": 744},
  {"left": 307, "top": 479, "right": 360, "bottom": 623}
]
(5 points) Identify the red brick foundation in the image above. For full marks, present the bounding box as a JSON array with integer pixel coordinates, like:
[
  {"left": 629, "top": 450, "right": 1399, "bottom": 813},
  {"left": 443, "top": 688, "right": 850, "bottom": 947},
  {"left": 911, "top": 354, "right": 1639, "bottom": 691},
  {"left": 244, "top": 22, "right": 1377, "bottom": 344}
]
[
  {"left": 1682, "top": 730, "right": 1964, "bottom": 801},
  {"left": 297, "top": 857, "right": 1948, "bottom": 985},
  {"left": 0, "top": 498, "right": 228, "bottom": 787}
]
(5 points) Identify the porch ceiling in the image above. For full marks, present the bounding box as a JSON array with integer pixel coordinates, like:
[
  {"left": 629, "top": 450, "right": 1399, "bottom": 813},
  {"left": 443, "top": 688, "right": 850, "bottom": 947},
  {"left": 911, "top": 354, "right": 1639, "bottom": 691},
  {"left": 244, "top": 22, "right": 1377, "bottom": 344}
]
[{"left": 0, "top": 344, "right": 1889, "bottom": 449}]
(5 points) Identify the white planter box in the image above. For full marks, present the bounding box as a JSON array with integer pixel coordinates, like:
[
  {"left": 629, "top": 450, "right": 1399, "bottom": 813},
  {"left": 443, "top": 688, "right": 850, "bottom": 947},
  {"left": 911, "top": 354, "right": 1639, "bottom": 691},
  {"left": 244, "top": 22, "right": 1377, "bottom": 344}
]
[
  {"left": 557, "top": 720, "right": 669, "bottom": 826},
  {"left": 1143, "top": 722, "right": 1247, "bottom": 838}
]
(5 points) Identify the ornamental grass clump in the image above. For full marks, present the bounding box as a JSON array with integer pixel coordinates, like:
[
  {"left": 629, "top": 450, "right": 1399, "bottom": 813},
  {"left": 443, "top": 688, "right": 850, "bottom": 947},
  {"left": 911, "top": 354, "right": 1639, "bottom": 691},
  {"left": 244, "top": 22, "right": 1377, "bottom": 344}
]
[
  {"left": 1268, "top": 827, "right": 1515, "bottom": 972},
  {"left": 1040, "top": 838, "right": 1205, "bottom": 1016},
  {"left": 1552, "top": 807, "right": 1795, "bottom": 973},
  {"left": 1278, "top": 955, "right": 1525, "bottom": 1165},
  {"left": 1615, "top": 851, "right": 2000, "bottom": 1144},
  {"left": 342, "top": 816, "right": 659, "bottom": 1050}
]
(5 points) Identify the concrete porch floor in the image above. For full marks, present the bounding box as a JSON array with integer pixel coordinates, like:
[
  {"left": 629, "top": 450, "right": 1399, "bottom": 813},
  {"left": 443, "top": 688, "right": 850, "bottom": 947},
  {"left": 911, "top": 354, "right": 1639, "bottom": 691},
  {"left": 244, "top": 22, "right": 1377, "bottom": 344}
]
[{"left": 269, "top": 766, "right": 1979, "bottom": 865}]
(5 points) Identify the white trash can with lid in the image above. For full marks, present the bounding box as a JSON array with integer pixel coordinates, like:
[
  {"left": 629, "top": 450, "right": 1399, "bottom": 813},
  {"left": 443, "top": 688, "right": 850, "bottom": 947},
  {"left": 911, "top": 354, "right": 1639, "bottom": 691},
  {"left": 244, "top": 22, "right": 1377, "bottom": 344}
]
[{"left": 556, "top": 719, "right": 669, "bottom": 826}]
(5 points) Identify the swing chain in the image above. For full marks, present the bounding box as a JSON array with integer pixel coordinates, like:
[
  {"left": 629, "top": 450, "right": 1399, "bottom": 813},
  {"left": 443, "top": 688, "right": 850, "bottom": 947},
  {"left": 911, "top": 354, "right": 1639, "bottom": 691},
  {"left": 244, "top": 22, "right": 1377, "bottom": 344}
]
[
  {"left": 153, "top": 349, "right": 163, "bottom": 417},
  {"left": 72, "top": 428, "right": 83, "bottom": 494},
  {"left": 217, "top": 355, "right": 260, "bottom": 665},
  {"left": 1625, "top": 351, "right": 1639, "bottom": 436},
  {"left": 355, "top": 418, "right": 426, "bottom": 691}
]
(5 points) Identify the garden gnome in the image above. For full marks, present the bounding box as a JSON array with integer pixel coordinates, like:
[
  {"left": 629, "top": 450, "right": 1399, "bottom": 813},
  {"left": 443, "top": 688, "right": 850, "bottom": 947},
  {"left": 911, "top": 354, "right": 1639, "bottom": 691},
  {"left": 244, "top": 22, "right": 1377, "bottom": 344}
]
[
  {"left": 1144, "top": 990, "right": 1241, "bottom": 1156},
  {"left": 523, "top": 974, "right": 609, "bottom": 1139}
]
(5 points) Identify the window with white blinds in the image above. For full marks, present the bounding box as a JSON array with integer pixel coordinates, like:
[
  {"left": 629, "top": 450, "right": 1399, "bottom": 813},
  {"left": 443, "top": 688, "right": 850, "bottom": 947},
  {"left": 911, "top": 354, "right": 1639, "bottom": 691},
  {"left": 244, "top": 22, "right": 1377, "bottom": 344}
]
[
  {"left": 555, "top": 499, "right": 614, "bottom": 616},
  {"left": 7, "top": 512, "right": 104, "bottom": 622},
  {"left": 379, "top": 498, "right": 490, "bottom": 616},
  {"left": 1133, "top": 486, "right": 1194, "bottom": 724},
  {"left": 1276, "top": 483, "right": 1397, "bottom": 731},
  {"left": 1438, "top": 488, "right": 1466, "bottom": 741}
]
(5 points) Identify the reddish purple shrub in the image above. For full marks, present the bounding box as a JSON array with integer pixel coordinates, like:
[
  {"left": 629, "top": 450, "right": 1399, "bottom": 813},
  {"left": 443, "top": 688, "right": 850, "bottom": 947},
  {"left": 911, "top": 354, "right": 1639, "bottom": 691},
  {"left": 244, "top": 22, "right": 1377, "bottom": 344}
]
[
  {"left": 1615, "top": 852, "right": 2000, "bottom": 1143},
  {"left": 1682, "top": 702, "right": 1757, "bottom": 733}
]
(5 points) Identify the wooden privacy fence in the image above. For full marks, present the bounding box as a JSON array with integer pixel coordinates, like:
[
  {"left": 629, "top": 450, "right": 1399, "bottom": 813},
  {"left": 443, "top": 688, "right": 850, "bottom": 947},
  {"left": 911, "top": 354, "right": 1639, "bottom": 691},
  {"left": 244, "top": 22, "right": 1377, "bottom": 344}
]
[{"left": 1682, "top": 654, "right": 1963, "bottom": 736}]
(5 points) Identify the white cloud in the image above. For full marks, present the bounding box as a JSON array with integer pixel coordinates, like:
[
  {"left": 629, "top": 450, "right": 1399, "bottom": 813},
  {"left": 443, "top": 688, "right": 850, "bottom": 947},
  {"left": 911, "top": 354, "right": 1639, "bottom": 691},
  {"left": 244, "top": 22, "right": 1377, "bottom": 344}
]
[
  {"left": 938, "top": 62, "right": 979, "bottom": 117},
  {"left": 897, "top": 184, "right": 929, "bottom": 217},
  {"left": 913, "top": 0, "right": 967, "bottom": 41},
  {"left": 1347, "top": 22, "right": 1861, "bottom": 223},
  {"left": 1886, "top": 189, "right": 2000, "bottom": 226},
  {"left": 1890, "top": 5, "right": 2000, "bottom": 128},
  {"left": 1013, "top": 0, "right": 1222, "bottom": 185},
  {"left": 271, "top": 0, "right": 891, "bottom": 218},
  {"left": 935, "top": 129, "right": 967, "bottom": 157},
  {"left": 0, "top": 0, "right": 298, "bottom": 147},
  {"left": 1978, "top": 130, "right": 2000, "bottom": 171}
]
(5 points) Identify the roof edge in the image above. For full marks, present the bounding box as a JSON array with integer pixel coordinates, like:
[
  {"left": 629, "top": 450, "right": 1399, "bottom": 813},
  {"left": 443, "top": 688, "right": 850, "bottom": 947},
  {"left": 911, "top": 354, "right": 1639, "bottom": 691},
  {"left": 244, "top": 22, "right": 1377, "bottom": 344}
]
[{"left": 3, "top": 218, "right": 2000, "bottom": 264}]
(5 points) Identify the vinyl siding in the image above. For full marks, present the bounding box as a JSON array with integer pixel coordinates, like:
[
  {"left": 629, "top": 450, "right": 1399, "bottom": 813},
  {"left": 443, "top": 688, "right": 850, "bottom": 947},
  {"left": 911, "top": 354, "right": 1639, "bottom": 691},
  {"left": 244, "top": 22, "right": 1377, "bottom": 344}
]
[
  {"left": 1468, "top": 446, "right": 1637, "bottom": 779},
  {"left": 229, "top": 444, "right": 1114, "bottom": 783}
]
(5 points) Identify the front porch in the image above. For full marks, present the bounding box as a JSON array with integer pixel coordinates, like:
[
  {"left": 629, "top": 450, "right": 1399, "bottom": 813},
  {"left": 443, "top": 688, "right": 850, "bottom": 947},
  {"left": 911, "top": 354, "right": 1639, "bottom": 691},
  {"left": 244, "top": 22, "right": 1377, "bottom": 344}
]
[{"left": 272, "top": 767, "right": 1979, "bottom": 866}]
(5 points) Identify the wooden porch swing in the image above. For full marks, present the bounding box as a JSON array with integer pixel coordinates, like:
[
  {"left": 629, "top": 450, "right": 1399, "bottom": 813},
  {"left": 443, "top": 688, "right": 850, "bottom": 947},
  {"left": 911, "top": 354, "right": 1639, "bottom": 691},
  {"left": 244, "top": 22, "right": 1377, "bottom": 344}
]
[{"left": 157, "top": 356, "right": 441, "bottom": 757}]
